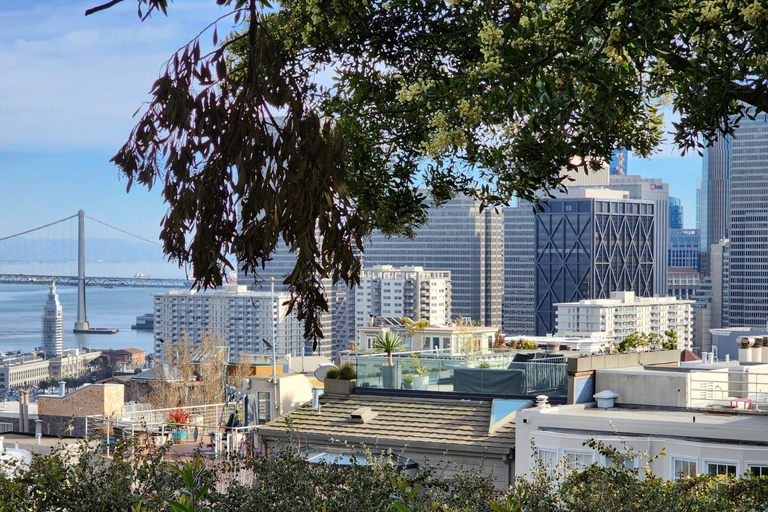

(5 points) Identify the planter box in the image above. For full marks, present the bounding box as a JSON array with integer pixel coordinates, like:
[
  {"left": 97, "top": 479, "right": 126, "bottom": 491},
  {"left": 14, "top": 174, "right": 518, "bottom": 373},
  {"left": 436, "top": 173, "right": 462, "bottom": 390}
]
[
  {"left": 382, "top": 366, "right": 402, "bottom": 389},
  {"left": 412, "top": 375, "right": 429, "bottom": 391},
  {"left": 567, "top": 350, "right": 681, "bottom": 373},
  {"left": 324, "top": 378, "right": 356, "bottom": 395}
]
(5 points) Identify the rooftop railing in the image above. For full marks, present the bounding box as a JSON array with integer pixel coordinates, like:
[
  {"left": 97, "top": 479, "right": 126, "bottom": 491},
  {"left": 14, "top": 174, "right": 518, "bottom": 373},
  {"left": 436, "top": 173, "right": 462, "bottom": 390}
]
[{"left": 341, "top": 350, "right": 567, "bottom": 397}]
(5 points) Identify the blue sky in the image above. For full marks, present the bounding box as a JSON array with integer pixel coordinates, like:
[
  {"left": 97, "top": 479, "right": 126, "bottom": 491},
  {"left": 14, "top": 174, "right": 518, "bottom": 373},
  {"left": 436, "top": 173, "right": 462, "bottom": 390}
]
[{"left": 0, "top": 0, "right": 702, "bottom": 242}]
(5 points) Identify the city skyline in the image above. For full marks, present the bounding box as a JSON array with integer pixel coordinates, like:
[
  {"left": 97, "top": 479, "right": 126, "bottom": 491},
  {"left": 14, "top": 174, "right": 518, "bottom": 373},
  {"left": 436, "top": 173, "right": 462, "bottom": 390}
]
[{"left": 1, "top": 0, "right": 701, "bottom": 244}]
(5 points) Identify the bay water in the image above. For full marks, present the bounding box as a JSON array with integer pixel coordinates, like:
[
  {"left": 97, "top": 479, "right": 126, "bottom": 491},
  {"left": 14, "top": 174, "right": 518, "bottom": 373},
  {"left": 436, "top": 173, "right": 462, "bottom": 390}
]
[{"left": 0, "top": 261, "right": 187, "bottom": 356}]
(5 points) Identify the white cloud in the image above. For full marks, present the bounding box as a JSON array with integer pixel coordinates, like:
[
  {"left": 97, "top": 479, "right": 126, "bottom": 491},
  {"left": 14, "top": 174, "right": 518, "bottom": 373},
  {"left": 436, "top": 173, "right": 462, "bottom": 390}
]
[{"left": 0, "top": 0, "right": 230, "bottom": 151}]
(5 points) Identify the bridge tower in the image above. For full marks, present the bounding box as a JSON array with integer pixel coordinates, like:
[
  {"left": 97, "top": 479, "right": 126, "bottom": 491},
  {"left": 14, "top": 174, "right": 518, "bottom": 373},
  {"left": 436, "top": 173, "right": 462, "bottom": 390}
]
[{"left": 74, "top": 209, "right": 89, "bottom": 331}]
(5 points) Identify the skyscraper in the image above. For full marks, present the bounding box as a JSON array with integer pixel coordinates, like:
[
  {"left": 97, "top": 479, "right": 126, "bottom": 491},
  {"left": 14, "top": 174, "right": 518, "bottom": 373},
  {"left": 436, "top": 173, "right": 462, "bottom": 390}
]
[
  {"left": 364, "top": 194, "right": 503, "bottom": 327},
  {"left": 727, "top": 113, "right": 768, "bottom": 327},
  {"left": 607, "top": 175, "right": 669, "bottom": 297},
  {"left": 503, "top": 204, "right": 536, "bottom": 335},
  {"left": 533, "top": 189, "right": 655, "bottom": 335},
  {"left": 669, "top": 196, "right": 684, "bottom": 229},
  {"left": 42, "top": 280, "right": 63, "bottom": 359},
  {"left": 704, "top": 135, "right": 730, "bottom": 271}
]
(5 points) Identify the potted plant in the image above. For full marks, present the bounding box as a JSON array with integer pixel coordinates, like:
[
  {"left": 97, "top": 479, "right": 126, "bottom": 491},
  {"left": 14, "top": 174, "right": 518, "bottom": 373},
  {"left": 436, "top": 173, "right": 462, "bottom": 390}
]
[
  {"left": 403, "top": 373, "right": 414, "bottom": 390},
  {"left": 167, "top": 408, "right": 190, "bottom": 442},
  {"left": 408, "top": 354, "right": 430, "bottom": 390},
  {"left": 412, "top": 365, "right": 430, "bottom": 391},
  {"left": 324, "top": 363, "right": 357, "bottom": 395},
  {"left": 372, "top": 332, "right": 405, "bottom": 389}
]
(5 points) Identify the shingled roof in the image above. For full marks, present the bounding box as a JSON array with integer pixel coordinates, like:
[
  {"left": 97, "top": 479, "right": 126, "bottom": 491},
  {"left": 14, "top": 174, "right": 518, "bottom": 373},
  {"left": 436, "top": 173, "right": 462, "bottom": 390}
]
[{"left": 258, "top": 394, "right": 518, "bottom": 454}]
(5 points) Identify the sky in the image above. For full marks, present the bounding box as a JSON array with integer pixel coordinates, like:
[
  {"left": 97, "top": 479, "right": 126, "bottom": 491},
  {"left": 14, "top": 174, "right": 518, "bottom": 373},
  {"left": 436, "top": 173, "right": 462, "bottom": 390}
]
[{"left": 0, "top": 0, "right": 702, "bottom": 244}]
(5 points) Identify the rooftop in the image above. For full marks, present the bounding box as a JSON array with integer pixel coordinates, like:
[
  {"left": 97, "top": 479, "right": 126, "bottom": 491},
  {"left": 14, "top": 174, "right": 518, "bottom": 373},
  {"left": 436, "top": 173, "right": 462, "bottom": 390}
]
[{"left": 258, "top": 394, "right": 521, "bottom": 453}]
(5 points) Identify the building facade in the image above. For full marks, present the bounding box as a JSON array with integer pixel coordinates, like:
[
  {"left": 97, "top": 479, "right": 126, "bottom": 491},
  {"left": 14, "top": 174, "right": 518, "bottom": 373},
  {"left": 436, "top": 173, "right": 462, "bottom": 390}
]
[
  {"left": 608, "top": 175, "right": 669, "bottom": 296},
  {"left": 668, "top": 228, "right": 700, "bottom": 270},
  {"left": 667, "top": 267, "right": 700, "bottom": 300},
  {"left": 711, "top": 238, "right": 730, "bottom": 330},
  {"left": 703, "top": 135, "right": 730, "bottom": 271},
  {"left": 534, "top": 189, "right": 656, "bottom": 335},
  {"left": 669, "top": 196, "right": 684, "bottom": 229},
  {"left": 364, "top": 194, "right": 503, "bottom": 328},
  {"left": 726, "top": 113, "right": 768, "bottom": 327},
  {"left": 503, "top": 204, "right": 537, "bottom": 336},
  {"left": 153, "top": 285, "right": 306, "bottom": 361},
  {"left": 42, "top": 280, "right": 63, "bottom": 359},
  {"left": 353, "top": 265, "right": 451, "bottom": 342},
  {"left": 554, "top": 291, "right": 693, "bottom": 348}
]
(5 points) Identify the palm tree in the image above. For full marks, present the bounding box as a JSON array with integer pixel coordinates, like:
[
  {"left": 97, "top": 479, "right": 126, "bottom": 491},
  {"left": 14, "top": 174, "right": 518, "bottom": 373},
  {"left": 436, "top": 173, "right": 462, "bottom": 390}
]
[{"left": 372, "top": 332, "right": 405, "bottom": 366}]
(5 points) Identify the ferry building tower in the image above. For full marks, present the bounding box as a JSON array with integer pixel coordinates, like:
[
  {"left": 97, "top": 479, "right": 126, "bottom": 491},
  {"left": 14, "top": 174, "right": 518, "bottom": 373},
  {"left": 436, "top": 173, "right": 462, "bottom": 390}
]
[{"left": 42, "top": 280, "right": 64, "bottom": 358}]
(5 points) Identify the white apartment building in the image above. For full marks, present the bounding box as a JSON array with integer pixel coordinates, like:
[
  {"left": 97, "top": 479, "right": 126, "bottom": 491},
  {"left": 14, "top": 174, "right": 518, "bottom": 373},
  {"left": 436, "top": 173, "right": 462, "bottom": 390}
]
[
  {"left": 354, "top": 265, "right": 451, "bottom": 342},
  {"left": 555, "top": 291, "right": 693, "bottom": 349},
  {"left": 153, "top": 285, "right": 307, "bottom": 361}
]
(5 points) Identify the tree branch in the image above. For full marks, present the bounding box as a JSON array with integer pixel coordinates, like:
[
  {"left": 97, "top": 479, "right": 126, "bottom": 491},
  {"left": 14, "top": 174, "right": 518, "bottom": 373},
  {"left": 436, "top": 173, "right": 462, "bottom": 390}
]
[{"left": 85, "top": 0, "right": 125, "bottom": 16}]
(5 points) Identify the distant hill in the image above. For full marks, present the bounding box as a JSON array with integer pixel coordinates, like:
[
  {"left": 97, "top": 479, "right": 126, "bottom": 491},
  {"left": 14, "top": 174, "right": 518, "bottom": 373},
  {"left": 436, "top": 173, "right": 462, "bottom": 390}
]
[{"left": 0, "top": 238, "right": 166, "bottom": 263}]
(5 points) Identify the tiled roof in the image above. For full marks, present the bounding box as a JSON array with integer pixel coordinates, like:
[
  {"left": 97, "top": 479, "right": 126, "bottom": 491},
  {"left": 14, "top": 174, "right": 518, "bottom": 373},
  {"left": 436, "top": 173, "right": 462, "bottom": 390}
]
[{"left": 258, "top": 394, "right": 516, "bottom": 453}]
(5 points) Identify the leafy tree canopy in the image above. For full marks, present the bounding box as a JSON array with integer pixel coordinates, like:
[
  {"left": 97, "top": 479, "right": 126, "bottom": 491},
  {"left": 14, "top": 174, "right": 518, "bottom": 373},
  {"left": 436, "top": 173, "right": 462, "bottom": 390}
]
[{"left": 86, "top": 0, "right": 768, "bottom": 348}]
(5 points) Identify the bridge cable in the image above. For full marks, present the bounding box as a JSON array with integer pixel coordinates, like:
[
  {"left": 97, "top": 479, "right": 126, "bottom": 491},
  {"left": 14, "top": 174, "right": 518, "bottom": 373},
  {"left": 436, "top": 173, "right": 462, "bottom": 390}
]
[
  {"left": 0, "top": 214, "right": 79, "bottom": 242},
  {"left": 85, "top": 215, "right": 162, "bottom": 246}
]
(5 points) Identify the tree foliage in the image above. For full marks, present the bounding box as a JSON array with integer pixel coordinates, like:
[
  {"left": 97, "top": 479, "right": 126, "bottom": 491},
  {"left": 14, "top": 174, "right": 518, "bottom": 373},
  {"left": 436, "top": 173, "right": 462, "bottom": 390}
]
[
  {"left": 3, "top": 438, "right": 768, "bottom": 511},
  {"left": 85, "top": 0, "right": 768, "bottom": 349}
]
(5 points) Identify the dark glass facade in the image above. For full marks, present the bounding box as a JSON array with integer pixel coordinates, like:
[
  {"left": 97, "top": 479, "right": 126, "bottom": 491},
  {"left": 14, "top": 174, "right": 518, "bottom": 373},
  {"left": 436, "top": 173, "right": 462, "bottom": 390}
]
[{"left": 534, "top": 198, "right": 655, "bottom": 335}]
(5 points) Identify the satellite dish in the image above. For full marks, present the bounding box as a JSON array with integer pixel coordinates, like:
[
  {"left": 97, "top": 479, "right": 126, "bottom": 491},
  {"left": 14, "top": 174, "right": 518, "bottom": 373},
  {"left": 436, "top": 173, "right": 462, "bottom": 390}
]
[{"left": 314, "top": 364, "right": 338, "bottom": 382}]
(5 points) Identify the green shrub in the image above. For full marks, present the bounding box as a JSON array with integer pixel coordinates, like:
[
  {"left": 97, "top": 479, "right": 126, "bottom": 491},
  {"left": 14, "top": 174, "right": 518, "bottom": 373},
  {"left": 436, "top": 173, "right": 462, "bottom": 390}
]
[
  {"left": 325, "top": 367, "right": 340, "bottom": 379},
  {"left": 338, "top": 363, "right": 357, "bottom": 380}
]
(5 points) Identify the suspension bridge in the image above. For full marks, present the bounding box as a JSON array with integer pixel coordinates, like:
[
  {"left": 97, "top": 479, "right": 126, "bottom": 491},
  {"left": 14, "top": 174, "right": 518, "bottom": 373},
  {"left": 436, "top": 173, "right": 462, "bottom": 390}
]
[{"left": 0, "top": 210, "right": 193, "bottom": 333}]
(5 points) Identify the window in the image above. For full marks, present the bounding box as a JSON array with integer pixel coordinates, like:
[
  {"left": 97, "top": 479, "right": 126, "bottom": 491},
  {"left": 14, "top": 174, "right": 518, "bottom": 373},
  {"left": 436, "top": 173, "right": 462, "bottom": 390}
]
[
  {"left": 564, "top": 451, "right": 593, "bottom": 472},
  {"left": 604, "top": 453, "right": 638, "bottom": 470},
  {"left": 748, "top": 465, "right": 768, "bottom": 478},
  {"left": 672, "top": 458, "right": 697, "bottom": 480},
  {"left": 537, "top": 448, "right": 558, "bottom": 469},
  {"left": 706, "top": 461, "right": 738, "bottom": 477}
]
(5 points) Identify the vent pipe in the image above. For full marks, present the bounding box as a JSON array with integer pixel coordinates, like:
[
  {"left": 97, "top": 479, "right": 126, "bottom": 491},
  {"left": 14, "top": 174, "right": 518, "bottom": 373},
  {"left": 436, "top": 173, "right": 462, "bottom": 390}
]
[
  {"left": 59, "top": 381, "right": 66, "bottom": 397},
  {"left": 593, "top": 390, "right": 619, "bottom": 409},
  {"left": 536, "top": 395, "right": 550, "bottom": 409},
  {"left": 311, "top": 386, "right": 322, "bottom": 411},
  {"left": 0, "top": 436, "right": 4, "bottom": 453}
]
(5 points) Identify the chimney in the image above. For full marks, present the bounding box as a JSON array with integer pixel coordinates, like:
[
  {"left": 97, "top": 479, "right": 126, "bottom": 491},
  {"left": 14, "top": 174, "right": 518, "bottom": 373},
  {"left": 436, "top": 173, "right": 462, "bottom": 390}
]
[
  {"left": 59, "top": 381, "right": 66, "bottom": 397},
  {"left": 0, "top": 436, "right": 4, "bottom": 453}
]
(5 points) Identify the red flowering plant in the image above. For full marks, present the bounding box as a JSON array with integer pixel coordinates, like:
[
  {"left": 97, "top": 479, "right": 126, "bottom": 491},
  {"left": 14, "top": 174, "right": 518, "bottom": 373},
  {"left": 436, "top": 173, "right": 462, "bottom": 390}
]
[{"left": 166, "top": 408, "right": 190, "bottom": 427}]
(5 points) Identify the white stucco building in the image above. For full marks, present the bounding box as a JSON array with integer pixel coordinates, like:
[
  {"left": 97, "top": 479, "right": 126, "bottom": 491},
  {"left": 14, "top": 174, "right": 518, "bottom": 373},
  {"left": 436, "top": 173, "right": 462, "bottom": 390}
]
[
  {"left": 153, "top": 285, "right": 307, "bottom": 361},
  {"left": 555, "top": 291, "right": 693, "bottom": 349},
  {"left": 353, "top": 265, "right": 451, "bottom": 343}
]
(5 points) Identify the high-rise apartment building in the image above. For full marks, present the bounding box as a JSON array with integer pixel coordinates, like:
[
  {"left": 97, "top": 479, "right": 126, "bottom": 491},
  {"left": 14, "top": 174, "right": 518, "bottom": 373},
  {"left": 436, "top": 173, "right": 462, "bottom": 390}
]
[
  {"left": 503, "top": 204, "right": 536, "bottom": 335},
  {"left": 153, "top": 285, "right": 306, "bottom": 362},
  {"left": 237, "top": 242, "right": 333, "bottom": 357},
  {"left": 533, "top": 189, "right": 656, "bottom": 335},
  {"left": 364, "top": 194, "right": 503, "bottom": 328},
  {"left": 352, "top": 265, "right": 451, "bottom": 342},
  {"left": 668, "top": 228, "right": 700, "bottom": 270},
  {"left": 607, "top": 175, "right": 669, "bottom": 296},
  {"left": 42, "top": 280, "right": 63, "bottom": 359},
  {"left": 669, "top": 196, "right": 684, "bottom": 229},
  {"left": 555, "top": 291, "right": 693, "bottom": 349},
  {"left": 727, "top": 113, "right": 768, "bottom": 327}
]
